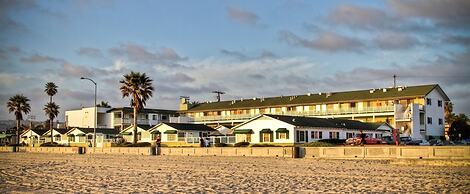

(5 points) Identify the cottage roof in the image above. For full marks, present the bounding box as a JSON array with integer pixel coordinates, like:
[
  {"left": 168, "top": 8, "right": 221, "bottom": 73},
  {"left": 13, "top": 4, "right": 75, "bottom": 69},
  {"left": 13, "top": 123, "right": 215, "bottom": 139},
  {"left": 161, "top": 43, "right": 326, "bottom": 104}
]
[
  {"left": 106, "top": 107, "right": 177, "bottom": 114},
  {"left": 161, "top": 123, "right": 215, "bottom": 131},
  {"left": 184, "top": 84, "right": 449, "bottom": 112},
  {"left": 73, "top": 128, "right": 119, "bottom": 134}
]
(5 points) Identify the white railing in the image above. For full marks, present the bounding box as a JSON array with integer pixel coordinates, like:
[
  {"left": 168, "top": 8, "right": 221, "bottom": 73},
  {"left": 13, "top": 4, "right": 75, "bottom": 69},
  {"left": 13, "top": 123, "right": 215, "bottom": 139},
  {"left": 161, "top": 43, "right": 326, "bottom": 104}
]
[
  {"left": 193, "top": 106, "right": 395, "bottom": 122},
  {"left": 184, "top": 136, "right": 237, "bottom": 144},
  {"left": 114, "top": 118, "right": 151, "bottom": 125}
]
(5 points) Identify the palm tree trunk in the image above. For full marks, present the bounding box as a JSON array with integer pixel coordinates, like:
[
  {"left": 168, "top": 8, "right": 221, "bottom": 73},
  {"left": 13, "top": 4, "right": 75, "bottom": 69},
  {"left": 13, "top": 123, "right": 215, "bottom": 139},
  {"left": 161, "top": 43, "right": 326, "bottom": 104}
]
[
  {"left": 133, "top": 106, "right": 137, "bottom": 144},
  {"left": 50, "top": 96, "right": 53, "bottom": 144},
  {"left": 16, "top": 119, "right": 20, "bottom": 145}
]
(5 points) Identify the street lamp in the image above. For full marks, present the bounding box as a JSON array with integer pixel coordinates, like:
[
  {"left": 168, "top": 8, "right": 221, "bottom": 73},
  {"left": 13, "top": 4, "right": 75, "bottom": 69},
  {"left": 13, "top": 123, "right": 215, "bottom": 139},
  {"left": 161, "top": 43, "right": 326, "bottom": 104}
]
[{"left": 80, "top": 77, "right": 97, "bottom": 148}]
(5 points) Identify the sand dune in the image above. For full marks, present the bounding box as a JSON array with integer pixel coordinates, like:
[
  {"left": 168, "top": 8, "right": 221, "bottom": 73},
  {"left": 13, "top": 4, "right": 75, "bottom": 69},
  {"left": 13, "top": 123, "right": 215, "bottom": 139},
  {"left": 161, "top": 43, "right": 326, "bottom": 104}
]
[{"left": 0, "top": 153, "right": 469, "bottom": 193}]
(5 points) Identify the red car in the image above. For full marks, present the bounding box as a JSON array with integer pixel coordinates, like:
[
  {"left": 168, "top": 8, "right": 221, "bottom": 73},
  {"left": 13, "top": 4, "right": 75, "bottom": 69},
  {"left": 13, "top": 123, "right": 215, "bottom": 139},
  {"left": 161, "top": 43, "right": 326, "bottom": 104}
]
[{"left": 345, "top": 135, "right": 383, "bottom": 145}]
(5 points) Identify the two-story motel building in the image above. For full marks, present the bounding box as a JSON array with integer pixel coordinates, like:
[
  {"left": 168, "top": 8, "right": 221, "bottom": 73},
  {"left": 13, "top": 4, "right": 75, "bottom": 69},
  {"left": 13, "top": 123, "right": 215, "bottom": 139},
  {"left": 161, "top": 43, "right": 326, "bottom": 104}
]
[{"left": 180, "top": 84, "right": 450, "bottom": 140}]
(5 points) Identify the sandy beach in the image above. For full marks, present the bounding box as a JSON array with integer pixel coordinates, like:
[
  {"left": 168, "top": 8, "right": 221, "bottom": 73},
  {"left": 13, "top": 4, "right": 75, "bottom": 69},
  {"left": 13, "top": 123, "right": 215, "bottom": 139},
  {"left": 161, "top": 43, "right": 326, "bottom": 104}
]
[{"left": 0, "top": 153, "right": 469, "bottom": 193}]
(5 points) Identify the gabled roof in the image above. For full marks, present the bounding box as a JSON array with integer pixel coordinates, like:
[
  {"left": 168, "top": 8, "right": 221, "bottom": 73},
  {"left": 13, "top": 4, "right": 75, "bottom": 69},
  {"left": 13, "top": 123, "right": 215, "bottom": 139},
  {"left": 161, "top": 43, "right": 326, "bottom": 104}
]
[
  {"left": 31, "top": 128, "right": 49, "bottom": 136},
  {"left": 184, "top": 84, "right": 448, "bottom": 112},
  {"left": 121, "top": 125, "right": 153, "bottom": 133},
  {"left": 106, "top": 107, "right": 178, "bottom": 114},
  {"left": 233, "top": 114, "right": 391, "bottom": 132},
  {"left": 68, "top": 128, "right": 119, "bottom": 135},
  {"left": 160, "top": 123, "right": 215, "bottom": 131}
]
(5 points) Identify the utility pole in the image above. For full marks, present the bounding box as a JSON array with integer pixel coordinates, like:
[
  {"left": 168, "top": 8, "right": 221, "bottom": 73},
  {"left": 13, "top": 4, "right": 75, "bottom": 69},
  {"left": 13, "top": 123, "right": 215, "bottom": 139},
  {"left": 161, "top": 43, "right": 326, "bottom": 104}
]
[
  {"left": 212, "top": 91, "right": 225, "bottom": 102},
  {"left": 393, "top": 74, "right": 397, "bottom": 88}
]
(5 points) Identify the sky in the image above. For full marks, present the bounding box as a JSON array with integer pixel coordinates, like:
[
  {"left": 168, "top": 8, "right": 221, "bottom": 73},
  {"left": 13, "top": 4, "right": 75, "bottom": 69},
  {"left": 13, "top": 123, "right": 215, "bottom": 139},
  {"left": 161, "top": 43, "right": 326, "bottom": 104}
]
[{"left": 1, "top": 0, "right": 469, "bottom": 121}]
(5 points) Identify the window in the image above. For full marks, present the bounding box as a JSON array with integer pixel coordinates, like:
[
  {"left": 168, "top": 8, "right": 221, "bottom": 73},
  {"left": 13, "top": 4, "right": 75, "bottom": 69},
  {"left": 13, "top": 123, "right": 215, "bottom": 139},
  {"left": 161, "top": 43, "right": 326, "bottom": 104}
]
[
  {"left": 439, "top": 118, "right": 443, "bottom": 125},
  {"left": 426, "top": 98, "right": 432, "bottom": 105},
  {"left": 54, "top": 136, "right": 61, "bottom": 142},
  {"left": 279, "top": 132, "right": 287, "bottom": 139},
  {"left": 438, "top": 100, "right": 442, "bottom": 107},
  {"left": 296, "top": 131, "right": 306, "bottom": 142},
  {"left": 346, "top": 132, "right": 355, "bottom": 138},
  {"left": 161, "top": 115, "right": 168, "bottom": 120},
  {"left": 167, "top": 134, "right": 176, "bottom": 141},
  {"left": 427, "top": 117, "right": 432, "bottom": 124},
  {"left": 262, "top": 133, "right": 271, "bottom": 142},
  {"left": 152, "top": 115, "right": 157, "bottom": 120},
  {"left": 311, "top": 131, "right": 323, "bottom": 139},
  {"left": 329, "top": 132, "right": 339, "bottom": 139},
  {"left": 375, "top": 134, "right": 382, "bottom": 139}
]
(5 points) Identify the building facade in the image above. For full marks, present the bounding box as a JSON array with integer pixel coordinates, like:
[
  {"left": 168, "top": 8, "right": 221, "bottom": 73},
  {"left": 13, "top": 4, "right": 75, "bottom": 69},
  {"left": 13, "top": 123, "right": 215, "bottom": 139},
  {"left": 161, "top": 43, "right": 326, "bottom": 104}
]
[
  {"left": 180, "top": 84, "right": 450, "bottom": 140},
  {"left": 65, "top": 107, "right": 178, "bottom": 131}
]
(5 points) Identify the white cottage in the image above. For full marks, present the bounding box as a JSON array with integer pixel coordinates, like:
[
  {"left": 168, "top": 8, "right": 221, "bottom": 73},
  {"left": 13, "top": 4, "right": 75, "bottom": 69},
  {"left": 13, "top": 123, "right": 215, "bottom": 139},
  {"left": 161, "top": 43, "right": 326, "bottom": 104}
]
[
  {"left": 148, "top": 123, "right": 216, "bottom": 146},
  {"left": 20, "top": 128, "right": 49, "bottom": 146},
  {"left": 42, "top": 128, "right": 72, "bottom": 145},
  {"left": 66, "top": 127, "right": 119, "bottom": 147},
  {"left": 119, "top": 125, "right": 155, "bottom": 143},
  {"left": 232, "top": 114, "right": 392, "bottom": 145}
]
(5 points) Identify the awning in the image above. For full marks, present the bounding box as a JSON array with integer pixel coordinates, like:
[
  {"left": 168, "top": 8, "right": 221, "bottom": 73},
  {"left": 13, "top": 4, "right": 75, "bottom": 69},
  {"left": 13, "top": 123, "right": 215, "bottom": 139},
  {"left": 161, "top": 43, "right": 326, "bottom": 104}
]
[
  {"left": 76, "top": 134, "right": 86, "bottom": 137},
  {"left": 164, "top": 130, "right": 177, "bottom": 134},
  {"left": 150, "top": 131, "right": 161, "bottom": 134},
  {"left": 233, "top": 129, "right": 253, "bottom": 134},
  {"left": 276, "top": 128, "right": 289, "bottom": 133},
  {"left": 43, "top": 135, "right": 51, "bottom": 137},
  {"left": 121, "top": 132, "right": 132, "bottom": 135},
  {"left": 260, "top": 128, "right": 272, "bottom": 133},
  {"left": 67, "top": 134, "right": 75, "bottom": 137},
  {"left": 54, "top": 134, "right": 61, "bottom": 137}
]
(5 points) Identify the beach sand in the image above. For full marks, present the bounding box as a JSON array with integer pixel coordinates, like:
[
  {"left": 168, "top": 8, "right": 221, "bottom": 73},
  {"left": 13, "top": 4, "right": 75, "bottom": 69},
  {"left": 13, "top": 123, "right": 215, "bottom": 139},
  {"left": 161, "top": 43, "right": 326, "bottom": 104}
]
[{"left": 0, "top": 153, "right": 469, "bottom": 193}]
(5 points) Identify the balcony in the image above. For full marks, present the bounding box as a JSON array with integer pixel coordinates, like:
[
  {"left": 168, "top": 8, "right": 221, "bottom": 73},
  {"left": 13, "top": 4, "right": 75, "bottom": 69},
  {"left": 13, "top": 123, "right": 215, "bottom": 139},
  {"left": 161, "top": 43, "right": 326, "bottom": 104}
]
[
  {"left": 193, "top": 106, "right": 394, "bottom": 122},
  {"left": 113, "top": 118, "right": 152, "bottom": 125}
]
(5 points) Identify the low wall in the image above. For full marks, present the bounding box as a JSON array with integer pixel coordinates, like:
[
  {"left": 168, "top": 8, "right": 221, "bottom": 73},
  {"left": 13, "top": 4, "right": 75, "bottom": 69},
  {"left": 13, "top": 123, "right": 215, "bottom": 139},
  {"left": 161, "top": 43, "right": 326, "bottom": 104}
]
[
  {"left": 303, "top": 146, "right": 470, "bottom": 159},
  {"left": 160, "top": 147, "right": 294, "bottom": 158},
  {"left": 86, "top": 147, "right": 154, "bottom": 155}
]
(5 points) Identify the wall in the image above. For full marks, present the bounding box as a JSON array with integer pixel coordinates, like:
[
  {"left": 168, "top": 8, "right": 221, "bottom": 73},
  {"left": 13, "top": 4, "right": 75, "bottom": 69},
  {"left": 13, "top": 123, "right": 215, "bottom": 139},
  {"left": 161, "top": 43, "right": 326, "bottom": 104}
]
[
  {"left": 65, "top": 107, "right": 112, "bottom": 128},
  {"left": 160, "top": 147, "right": 294, "bottom": 158},
  {"left": 302, "top": 146, "right": 470, "bottom": 159},
  {"left": 86, "top": 147, "right": 153, "bottom": 155},
  {"left": 233, "top": 116, "right": 295, "bottom": 144},
  {"left": 425, "top": 89, "right": 445, "bottom": 137}
]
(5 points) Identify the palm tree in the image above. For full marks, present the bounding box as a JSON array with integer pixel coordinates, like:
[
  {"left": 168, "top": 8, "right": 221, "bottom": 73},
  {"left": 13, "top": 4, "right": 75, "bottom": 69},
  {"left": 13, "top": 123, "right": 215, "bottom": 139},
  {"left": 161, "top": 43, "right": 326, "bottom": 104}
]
[
  {"left": 7, "top": 94, "right": 31, "bottom": 145},
  {"left": 119, "top": 71, "right": 154, "bottom": 144},
  {"left": 44, "top": 82, "right": 58, "bottom": 143},
  {"left": 44, "top": 102, "right": 60, "bottom": 143}
]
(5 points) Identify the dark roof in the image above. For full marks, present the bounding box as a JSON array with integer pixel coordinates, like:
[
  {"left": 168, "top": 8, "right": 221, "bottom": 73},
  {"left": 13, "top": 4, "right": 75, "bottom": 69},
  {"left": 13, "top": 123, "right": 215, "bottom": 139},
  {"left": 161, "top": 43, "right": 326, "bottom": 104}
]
[
  {"left": 54, "top": 128, "right": 71, "bottom": 135},
  {"left": 185, "top": 84, "right": 448, "bottom": 112},
  {"left": 76, "top": 128, "right": 120, "bottom": 134},
  {"left": 163, "top": 123, "right": 215, "bottom": 131},
  {"left": 107, "top": 107, "right": 177, "bottom": 114},
  {"left": 31, "top": 128, "right": 49, "bottom": 136},
  {"left": 124, "top": 125, "right": 153, "bottom": 131},
  {"left": 264, "top": 114, "right": 389, "bottom": 131}
]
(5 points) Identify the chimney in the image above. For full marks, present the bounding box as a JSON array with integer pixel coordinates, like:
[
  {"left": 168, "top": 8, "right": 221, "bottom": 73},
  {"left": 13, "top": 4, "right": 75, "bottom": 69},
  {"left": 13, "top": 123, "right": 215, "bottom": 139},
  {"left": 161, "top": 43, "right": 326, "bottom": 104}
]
[{"left": 179, "top": 96, "right": 189, "bottom": 111}]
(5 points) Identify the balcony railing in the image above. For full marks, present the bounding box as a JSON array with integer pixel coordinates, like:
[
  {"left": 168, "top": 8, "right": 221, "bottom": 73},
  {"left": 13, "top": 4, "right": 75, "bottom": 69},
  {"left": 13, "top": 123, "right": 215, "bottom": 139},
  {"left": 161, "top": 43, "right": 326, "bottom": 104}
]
[
  {"left": 193, "top": 106, "right": 394, "bottom": 122},
  {"left": 113, "top": 118, "right": 151, "bottom": 125}
]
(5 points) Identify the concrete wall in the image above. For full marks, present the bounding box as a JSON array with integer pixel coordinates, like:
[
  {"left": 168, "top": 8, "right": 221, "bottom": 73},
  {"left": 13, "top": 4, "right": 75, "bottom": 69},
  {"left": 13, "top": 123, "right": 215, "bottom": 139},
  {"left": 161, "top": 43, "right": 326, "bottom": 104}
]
[
  {"left": 302, "top": 146, "right": 470, "bottom": 159},
  {"left": 86, "top": 147, "right": 153, "bottom": 155},
  {"left": 160, "top": 147, "right": 294, "bottom": 158}
]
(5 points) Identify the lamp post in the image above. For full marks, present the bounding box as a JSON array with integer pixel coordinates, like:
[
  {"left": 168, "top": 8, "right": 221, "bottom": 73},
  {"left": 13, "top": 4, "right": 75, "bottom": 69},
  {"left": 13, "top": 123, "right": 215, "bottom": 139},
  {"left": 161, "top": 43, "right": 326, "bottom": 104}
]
[{"left": 80, "top": 77, "right": 97, "bottom": 148}]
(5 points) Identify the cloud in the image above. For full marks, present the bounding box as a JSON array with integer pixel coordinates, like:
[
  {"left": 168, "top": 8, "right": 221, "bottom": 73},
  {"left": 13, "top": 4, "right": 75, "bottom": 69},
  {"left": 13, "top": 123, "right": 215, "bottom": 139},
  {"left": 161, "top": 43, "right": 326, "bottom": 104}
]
[
  {"left": 388, "top": 0, "right": 470, "bottom": 28},
  {"left": 374, "top": 32, "right": 420, "bottom": 50},
  {"left": 220, "top": 49, "right": 278, "bottom": 60},
  {"left": 328, "top": 4, "right": 395, "bottom": 30},
  {"left": 165, "top": 73, "right": 195, "bottom": 83},
  {"left": 279, "top": 30, "right": 364, "bottom": 52},
  {"left": 227, "top": 6, "right": 260, "bottom": 26},
  {"left": 76, "top": 47, "right": 103, "bottom": 58},
  {"left": 443, "top": 35, "right": 470, "bottom": 46},
  {"left": 20, "top": 54, "right": 64, "bottom": 64},
  {"left": 61, "top": 63, "right": 94, "bottom": 77},
  {"left": 109, "top": 43, "right": 187, "bottom": 67}
]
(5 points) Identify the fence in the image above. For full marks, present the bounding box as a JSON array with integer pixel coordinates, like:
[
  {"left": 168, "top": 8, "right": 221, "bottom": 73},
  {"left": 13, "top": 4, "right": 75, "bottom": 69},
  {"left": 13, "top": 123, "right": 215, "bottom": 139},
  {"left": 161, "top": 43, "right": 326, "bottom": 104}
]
[{"left": 160, "top": 147, "right": 294, "bottom": 158}]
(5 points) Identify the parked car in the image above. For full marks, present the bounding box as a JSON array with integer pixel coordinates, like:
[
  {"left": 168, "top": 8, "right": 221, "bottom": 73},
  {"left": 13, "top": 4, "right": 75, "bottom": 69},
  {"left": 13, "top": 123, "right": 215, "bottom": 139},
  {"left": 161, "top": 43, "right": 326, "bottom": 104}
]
[
  {"left": 345, "top": 135, "right": 383, "bottom": 145},
  {"left": 381, "top": 136, "right": 397, "bottom": 145},
  {"left": 399, "top": 137, "right": 412, "bottom": 145}
]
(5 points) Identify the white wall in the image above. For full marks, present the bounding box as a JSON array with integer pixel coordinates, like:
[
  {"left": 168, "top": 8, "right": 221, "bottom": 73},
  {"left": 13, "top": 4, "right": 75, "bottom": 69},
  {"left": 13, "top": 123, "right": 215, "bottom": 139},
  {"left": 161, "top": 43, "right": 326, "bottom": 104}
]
[
  {"left": 233, "top": 117, "right": 295, "bottom": 144},
  {"left": 65, "top": 107, "right": 112, "bottom": 128},
  {"left": 425, "top": 89, "right": 446, "bottom": 137}
]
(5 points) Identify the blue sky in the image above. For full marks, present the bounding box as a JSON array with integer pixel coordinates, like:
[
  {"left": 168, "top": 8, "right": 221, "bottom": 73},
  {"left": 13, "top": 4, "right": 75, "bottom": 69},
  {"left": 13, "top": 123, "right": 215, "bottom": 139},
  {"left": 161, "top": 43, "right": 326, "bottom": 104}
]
[{"left": 1, "top": 0, "right": 469, "bottom": 121}]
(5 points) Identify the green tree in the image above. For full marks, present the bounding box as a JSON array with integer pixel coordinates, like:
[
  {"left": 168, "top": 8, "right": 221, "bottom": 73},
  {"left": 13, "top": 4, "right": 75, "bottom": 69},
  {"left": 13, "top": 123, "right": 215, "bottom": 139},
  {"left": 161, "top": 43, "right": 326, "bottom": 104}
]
[
  {"left": 44, "top": 82, "right": 58, "bottom": 143},
  {"left": 119, "top": 71, "right": 154, "bottom": 144},
  {"left": 97, "top": 101, "right": 111, "bottom": 108},
  {"left": 7, "top": 94, "right": 31, "bottom": 145},
  {"left": 43, "top": 102, "right": 60, "bottom": 143},
  {"left": 448, "top": 113, "right": 470, "bottom": 141}
]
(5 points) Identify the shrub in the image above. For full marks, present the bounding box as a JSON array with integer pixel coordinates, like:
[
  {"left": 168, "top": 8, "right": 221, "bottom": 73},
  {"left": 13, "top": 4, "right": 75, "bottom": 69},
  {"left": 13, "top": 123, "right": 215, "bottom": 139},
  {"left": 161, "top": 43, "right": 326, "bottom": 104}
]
[
  {"left": 111, "top": 142, "right": 132, "bottom": 147},
  {"left": 250, "top": 144, "right": 282, "bottom": 147},
  {"left": 126, "top": 142, "right": 152, "bottom": 147},
  {"left": 234, "top": 142, "right": 250, "bottom": 147},
  {"left": 301, "top": 142, "right": 335, "bottom": 147},
  {"left": 318, "top": 139, "right": 346, "bottom": 145},
  {"left": 214, "top": 143, "right": 227, "bottom": 147},
  {"left": 40, "top": 142, "right": 68, "bottom": 147}
]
